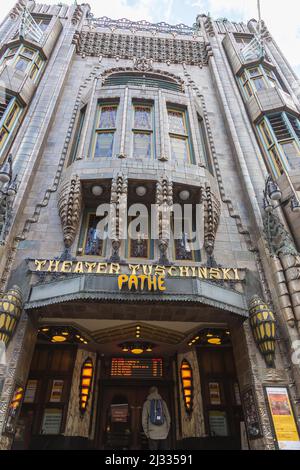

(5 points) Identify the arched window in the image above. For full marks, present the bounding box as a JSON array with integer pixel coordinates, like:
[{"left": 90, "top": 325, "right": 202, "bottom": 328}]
[{"left": 103, "top": 72, "right": 183, "bottom": 93}]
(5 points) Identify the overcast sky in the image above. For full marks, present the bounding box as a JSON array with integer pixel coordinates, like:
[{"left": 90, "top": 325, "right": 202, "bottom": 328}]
[{"left": 1, "top": 0, "right": 299, "bottom": 75}]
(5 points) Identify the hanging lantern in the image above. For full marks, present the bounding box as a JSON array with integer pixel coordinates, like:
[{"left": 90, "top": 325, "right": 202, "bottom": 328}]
[
  {"left": 0, "top": 286, "right": 23, "bottom": 347},
  {"left": 180, "top": 359, "right": 193, "bottom": 414},
  {"left": 79, "top": 357, "right": 93, "bottom": 415},
  {"left": 249, "top": 295, "right": 276, "bottom": 368}
]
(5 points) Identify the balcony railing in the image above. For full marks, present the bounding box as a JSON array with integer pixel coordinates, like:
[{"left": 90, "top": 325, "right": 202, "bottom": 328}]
[
  {"left": 240, "top": 36, "right": 264, "bottom": 62},
  {"left": 19, "top": 7, "right": 44, "bottom": 44}
]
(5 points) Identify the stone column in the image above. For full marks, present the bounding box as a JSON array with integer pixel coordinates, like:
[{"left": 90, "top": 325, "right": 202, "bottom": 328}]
[{"left": 0, "top": 313, "right": 37, "bottom": 449}]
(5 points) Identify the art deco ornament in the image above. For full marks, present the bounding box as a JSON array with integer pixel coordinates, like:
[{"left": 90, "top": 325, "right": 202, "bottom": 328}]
[
  {"left": 249, "top": 295, "right": 276, "bottom": 368},
  {"left": 0, "top": 286, "right": 23, "bottom": 346}
]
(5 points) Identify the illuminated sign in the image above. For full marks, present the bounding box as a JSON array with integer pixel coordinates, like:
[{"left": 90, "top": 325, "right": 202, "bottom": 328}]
[
  {"left": 118, "top": 274, "right": 166, "bottom": 292},
  {"left": 31, "top": 259, "right": 243, "bottom": 282},
  {"left": 111, "top": 358, "right": 163, "bottom": 379}
]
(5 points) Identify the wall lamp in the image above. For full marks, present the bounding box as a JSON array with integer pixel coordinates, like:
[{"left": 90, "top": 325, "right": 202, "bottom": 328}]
[{"left": 263, "top": 175, "right": 300, "bottom": 214}]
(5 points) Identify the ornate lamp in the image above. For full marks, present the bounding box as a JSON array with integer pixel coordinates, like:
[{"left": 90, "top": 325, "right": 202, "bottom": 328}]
[
  {"left": 0, "top": 155, "right": 12, "bottom": 185},
  {"left": 119, "top": 342, "right": 154, "bottom": 355},
  {"left": 249, "top": 295, "right": 276, "bottom": 368},
  {"left": 180, "top": 359, "right": 193, "bottom": 414},
  {"left": 79, "top": 357, "right": 93, "bottom": 415},
  {"left": 0, "top": 286, "right": 23, "bottom": 347},
  {"left": 266, "top": 177, "right": 282, "bottom": 201},
  {"left": 291, "top": 195, "right": 300, "bottom": 213}
]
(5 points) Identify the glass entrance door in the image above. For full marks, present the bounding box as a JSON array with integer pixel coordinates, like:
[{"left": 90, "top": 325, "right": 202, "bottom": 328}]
[
  {"left": 99, "top": 383, "right": 172, "bottom": 450},
  {"left": 198, "top": 346, "right": 244, "bottom": 449}
]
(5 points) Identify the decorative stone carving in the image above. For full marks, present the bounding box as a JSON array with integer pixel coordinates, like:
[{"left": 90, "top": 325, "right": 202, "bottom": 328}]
[
  {"left": 74, "top": 31, "right": 208, "bottom": 66},
  {"left": 203, "top": 14, "right": 215, "bottom": 37},
  {"left": 110, "top": 173, "right": 128, "bottom": 262},
  {"left": 156, "top": 177, "right": 173, "bottom": 265},
  {"left": 263, "top": 212, "right": 297, "bottom": 257},
  {"left": 133, "top": 57, "right": 153, "bottom": 72},
  {"left": 264, "top": 212, "right": 300, "bottom": 329},
  {"left": 261, "top": 20, "right": 272, "bottom": 42},
  {"left": 203, "top": 185, "right": 221, "bottom": 256},
  {"left": 71, "top": 4, "right": 83, "bottom": 26},
  {"left": 0, "top": 286, "right": 22, "bottom": 347},
  {"left": 9, "top": 0, "right": 26, "bottom": 20},
  {"left": 58, "top": 175, "right": 82, "bottom": 249}
]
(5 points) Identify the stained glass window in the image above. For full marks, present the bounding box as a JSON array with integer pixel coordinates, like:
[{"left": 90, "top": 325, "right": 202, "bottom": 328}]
[
  {"left": 168, "top": 110, "right": 186, "bottom": 135},
  {"left": 130, "top": 238, "right": 149, "bottom": 259},
  {"left": 134, "top": 106, "right": 152, "bottom": 130},
  {"left": 170, "top": 136, "right": 189, "bottom": 161},
  {"left": 99, "top": 106, "right": 117, "bottom": 129},
  {"left": 174, "top": 233, "right": 193, "bottom": 261},
  {"left": 95, "top": 132, "right": 114, "bottom": 158},
  {"left": 133, "top": 132, "right": 151, "bottom": 159},
  {"left": 93, "top": 104, "right": 118, "bottom": 158},
  {"left": 132, "top": 104, "right": 153, "bottom": 159},
  {"left": 83, "top": 214, "right": 107, "bottom": 256},
  {"left": 15, "top": 57, "right": 30, "bottom": 72},
  {"left": 168, "top": 108, "right": 192, "bottom": 163}
]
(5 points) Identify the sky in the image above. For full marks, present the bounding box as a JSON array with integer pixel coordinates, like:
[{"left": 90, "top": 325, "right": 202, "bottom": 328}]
[{"left": 1, "top": 0, "right": 300, "bottom": 75}]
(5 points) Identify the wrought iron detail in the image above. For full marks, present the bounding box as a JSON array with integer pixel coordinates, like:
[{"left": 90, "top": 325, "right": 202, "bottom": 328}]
[
  {"left": 19, "top": 6, "right": 44, "bottom": 43},
  {"left": 86, "top": 16, "right": 200, "bottom": 37}
]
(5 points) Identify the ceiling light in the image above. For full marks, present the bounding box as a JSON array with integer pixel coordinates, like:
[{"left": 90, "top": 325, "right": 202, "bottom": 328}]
[
  {"left": 136, "top": 186, "right": 147, "bottom": 197},
  {"left": 179, "top": 190, "right": 190, "bottom": 201},
  {"left": 91, "top": 185, "right": 103, "bottom": 197}
]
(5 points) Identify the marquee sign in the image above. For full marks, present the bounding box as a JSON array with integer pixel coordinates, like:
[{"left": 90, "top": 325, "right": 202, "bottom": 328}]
[{"left": 31, "top": 259, "right": 244, "bottom": 283}]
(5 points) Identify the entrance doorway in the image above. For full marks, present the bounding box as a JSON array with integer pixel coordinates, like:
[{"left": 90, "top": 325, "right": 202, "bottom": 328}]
[{"left": 98, "top": 382, "right": 174, "bottom": 450}]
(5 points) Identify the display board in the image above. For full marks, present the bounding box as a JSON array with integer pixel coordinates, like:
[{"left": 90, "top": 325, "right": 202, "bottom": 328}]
[{"left": 111, "top": 358, "right": 163, "bottom": 378}]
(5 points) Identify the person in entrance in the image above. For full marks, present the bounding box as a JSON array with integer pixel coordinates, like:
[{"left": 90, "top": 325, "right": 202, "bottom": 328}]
[{"left": 142, "top": 386, "right": 171, "bottom": 451}]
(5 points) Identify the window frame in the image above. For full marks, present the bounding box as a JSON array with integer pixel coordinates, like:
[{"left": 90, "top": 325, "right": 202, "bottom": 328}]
[
  {"left": 77, "top": 210, "right": 108, "bottom": 258},
  {"left": 126, "top": 214, "right": 153, "bottom": 261},
  {"left": 91, "top": 103, "right": 118, "bottom": 159},
  {"left": 131, "top": 103, "right": 154, "bottom": 160},
  {"left": 239, "top": 65, "right": 281, "bottom": 100},
  {"left": 167, "top": 107, "right": 193, "bottom": 164},
  {"left": 0, "top": 95, "right": 22, "bottom": 158},
  {"left": 1, "top": 44, "right": 45, "bottom": 83},
  {"left": 257, "top": 113, "right": 300, "bottom": 177},
  {"left": 171, "top": 212, "right": 200, "bottom": 263}
]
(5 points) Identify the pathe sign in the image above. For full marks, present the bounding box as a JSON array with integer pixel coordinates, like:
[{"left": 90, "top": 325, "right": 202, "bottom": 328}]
[{"left": 118, "top": 274, "right": 166, "bottom": 292}]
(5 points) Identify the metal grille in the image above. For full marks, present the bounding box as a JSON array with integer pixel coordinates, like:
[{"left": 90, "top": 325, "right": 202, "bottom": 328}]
[{"left": 87, "top": 16, "right": 199, "bottom": 37}]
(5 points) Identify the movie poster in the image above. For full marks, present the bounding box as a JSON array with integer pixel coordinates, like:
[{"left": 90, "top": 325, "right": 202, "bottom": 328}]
[{"left": 266, "top": 387, "right": 300, "bottom": 450}]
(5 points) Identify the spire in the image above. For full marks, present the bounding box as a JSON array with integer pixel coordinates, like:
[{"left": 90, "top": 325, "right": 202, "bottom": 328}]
[{"left": 240, "top": 0, "right": 264, "bottom": 61}]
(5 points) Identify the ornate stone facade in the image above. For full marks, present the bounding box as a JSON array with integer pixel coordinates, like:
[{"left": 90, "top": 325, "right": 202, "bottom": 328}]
[{"left": 0, "top": 2, "right": 299, "bottom": 452}]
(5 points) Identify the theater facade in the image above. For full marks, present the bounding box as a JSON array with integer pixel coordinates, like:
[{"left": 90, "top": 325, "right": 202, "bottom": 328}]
[{"left": 0, "top": 1, "right": 300, "bottom": 451}]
